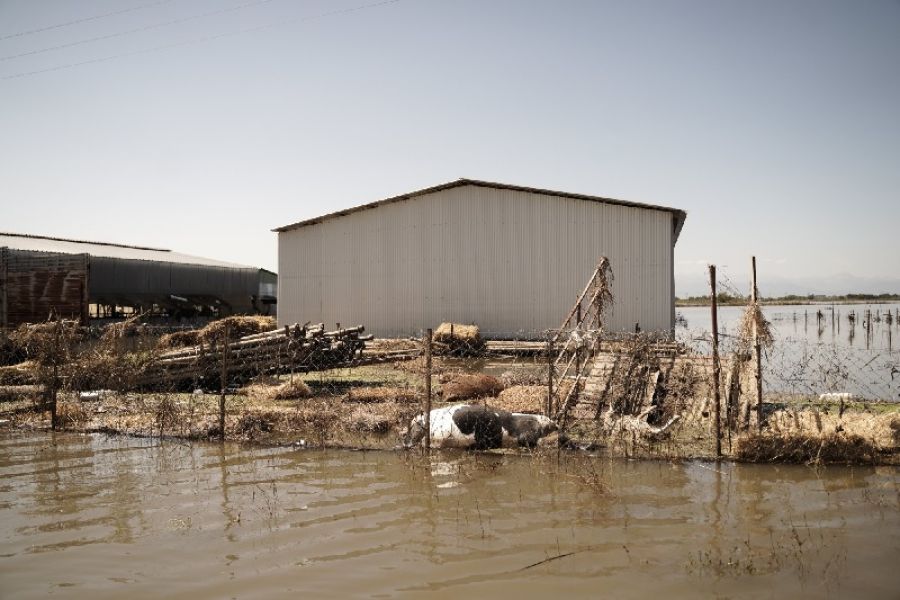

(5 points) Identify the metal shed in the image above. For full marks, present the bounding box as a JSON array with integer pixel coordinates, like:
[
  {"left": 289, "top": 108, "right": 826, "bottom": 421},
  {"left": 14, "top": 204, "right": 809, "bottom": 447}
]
[
  {"left": 1, "top": 233, "right": 277, "bottom": 327},
  {"left": 274, "top": 179, "right": 686, "bottom": 338}
]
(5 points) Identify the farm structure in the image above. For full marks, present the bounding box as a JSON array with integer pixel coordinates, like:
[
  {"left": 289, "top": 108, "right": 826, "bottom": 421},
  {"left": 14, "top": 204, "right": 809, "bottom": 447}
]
[
  {"left": 0, "top": 232, "right": 276, "bottom": 328},
  {"left": 275, "top": 179, "right": 686, "bottom": 338}
]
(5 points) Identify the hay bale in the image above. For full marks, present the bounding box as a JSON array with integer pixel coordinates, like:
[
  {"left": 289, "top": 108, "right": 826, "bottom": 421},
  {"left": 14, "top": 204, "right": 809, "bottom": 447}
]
[
  {"left": 442, "top": 374, "right": 504, "bottom": 402},
  {"left": 346, "top": 386, "right": 418, "bottom": 404},
  {"left": 735, "top": 432, "right": 877, "bottom": 465},
  {"left": 483, "top": 385, "right": 546, "bottom": 414},
  {"left": 433, "top": 323, "right": 484, "bottom": 355}
]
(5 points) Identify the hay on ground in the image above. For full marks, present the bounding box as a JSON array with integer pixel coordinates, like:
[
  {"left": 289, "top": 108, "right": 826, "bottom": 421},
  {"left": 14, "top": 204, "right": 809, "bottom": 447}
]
[
  {"left": 442, "top": 374, "right": 504, "bottom": 402},
  {"left": 240, "top": 379, "right": 311, "bottom": 401},
  {"left": 735, "top": 432, "right": 877, "bottom": 465},
  {"left": 499, "top": 368, "right": 546, "bottom": 387}
]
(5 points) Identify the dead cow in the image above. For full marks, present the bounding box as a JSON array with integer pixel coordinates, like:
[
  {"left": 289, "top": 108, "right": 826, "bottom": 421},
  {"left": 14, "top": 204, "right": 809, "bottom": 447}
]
[{"left": 403, "top": 404, "right": 557, "bottom": 450}]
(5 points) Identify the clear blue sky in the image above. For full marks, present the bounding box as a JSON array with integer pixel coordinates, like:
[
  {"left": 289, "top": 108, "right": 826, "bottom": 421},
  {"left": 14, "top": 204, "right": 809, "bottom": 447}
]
[{"left": 2, "top": 0, "right": 898, "bottom": 296}]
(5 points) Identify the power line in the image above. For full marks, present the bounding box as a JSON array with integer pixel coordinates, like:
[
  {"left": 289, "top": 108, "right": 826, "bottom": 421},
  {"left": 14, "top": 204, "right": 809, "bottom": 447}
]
[
  {"left": 0, "top": 0, "right": 177, "bottom": 41},
  {"left": 1, "top": 0, "right": 279, "bottom": 62},
  {"left": 2, "top": 0, "right": 402, "bottom": 81}
]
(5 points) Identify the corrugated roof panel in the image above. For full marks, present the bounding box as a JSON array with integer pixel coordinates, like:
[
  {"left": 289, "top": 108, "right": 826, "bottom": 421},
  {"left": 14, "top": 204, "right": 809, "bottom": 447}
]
[{"left": 0, "top": 232, "right": 255, "bottom": 269}]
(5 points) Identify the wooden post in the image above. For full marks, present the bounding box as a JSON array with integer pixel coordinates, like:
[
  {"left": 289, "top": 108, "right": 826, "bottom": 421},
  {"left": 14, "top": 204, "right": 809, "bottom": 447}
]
[
  {"left": 0, "top": 248, "right": 8, "bottom": 332},
  {"left": 547, "top": 334, "right": 554, "bottom": 416},
  {"left": 709, "top": 265, "right": 722, "bottom": 458},
  {"left": 424, "top": 328, "right": 432, "bottom": 450},
  {"left": 752, "top": 257, "right": 763, "bottom": 432},
  {"left": 219, "top": 322, "right": 229, "bottom": 441},
  {"left": 51, "top": 317, "right": 61, "bottom": 431}
]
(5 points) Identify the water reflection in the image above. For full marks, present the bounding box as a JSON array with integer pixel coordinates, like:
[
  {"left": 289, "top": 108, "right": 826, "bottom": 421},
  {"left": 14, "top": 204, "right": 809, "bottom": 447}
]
[{"left": 1, "top": 433, "right": 899, "bottom": 599}]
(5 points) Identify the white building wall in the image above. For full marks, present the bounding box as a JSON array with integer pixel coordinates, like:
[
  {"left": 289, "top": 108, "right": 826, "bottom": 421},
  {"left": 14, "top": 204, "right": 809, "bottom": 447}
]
[{"left": 278, "top": 185, "right": 674, "bottom": 338}]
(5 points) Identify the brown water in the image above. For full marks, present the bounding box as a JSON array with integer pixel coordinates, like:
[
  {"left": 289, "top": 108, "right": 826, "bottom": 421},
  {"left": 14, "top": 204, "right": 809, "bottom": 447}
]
[{"left": 1, "top": 432, "right": 898, "bottom": 599}]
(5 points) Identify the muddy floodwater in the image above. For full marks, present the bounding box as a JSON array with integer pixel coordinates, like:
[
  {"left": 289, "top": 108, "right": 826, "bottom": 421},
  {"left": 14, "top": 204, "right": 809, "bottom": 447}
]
[{"left": 1, "top": 432, "right": 898, "bottom": 599}]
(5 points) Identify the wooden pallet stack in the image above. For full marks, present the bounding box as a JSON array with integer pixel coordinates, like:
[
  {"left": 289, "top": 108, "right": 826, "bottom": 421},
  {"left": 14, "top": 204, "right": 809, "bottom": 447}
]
[{"left": 138, "top": 323, "right": 371, "bottom": 389}]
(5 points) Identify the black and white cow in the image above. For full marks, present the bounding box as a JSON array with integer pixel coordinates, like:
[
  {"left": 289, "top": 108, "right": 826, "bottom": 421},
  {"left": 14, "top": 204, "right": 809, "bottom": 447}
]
[{"left": 403, "top": 404, "right": 557, "bottom": 450}]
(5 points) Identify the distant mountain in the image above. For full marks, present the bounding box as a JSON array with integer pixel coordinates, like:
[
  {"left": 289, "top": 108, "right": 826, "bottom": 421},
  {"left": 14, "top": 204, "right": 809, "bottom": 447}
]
[{"left": 674, "top": 271, "right": 900, "bottom": 298}]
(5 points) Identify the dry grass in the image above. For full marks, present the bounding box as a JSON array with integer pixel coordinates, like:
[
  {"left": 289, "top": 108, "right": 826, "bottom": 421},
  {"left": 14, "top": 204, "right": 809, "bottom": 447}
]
[
  {"left": 767, "top": 408, "right": 898, "bottom": 449},
  {"left": 348, "top": 401, "right": 420, "bottom": 434},
  {"left": 442, "top": 374, "right": 504, "bottom": 402},
  {"left": 157, "top": 330, "right": 201, "bottom": 349},
  {"left": 345, "top": 386, "right": 418, "bottom": 404},
  {"left": 735, "top": 432, "right": 878, "bottom": 465},
  {"left": 499, "top": 367, "right": 546, "bottom": 387},
  {"left": 483, "top": 385, "right": 546, "bottom": 414},
  {"left": 737, "top": 301, "right": 775, "bottom": 351},
  {"left": 0, "top": 362, "right": 36, "bottom": 386},
  {"left": 241, "top": 380, "right": 311, "bottom": 401},
  {"left": 57, "top": 401, "right": 90, "bottom": 426},
  {"left": 273, "top": 380, "right": 312, "bottom": 400}
]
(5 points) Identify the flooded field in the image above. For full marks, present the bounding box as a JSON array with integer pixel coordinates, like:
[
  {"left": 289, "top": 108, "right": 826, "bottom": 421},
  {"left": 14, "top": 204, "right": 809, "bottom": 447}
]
[
  {"left": 677, "top": 303, "right": 900, "bottom": 401},
  {"left": 2, "top": 431, "right": 898, "bottom": 599}
]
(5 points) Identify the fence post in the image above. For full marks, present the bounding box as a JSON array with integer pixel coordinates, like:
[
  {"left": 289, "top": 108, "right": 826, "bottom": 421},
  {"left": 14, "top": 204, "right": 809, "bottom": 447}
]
[
  {"left": 424, "top": 328, "right": 432, "bottom": 450},
  {"left": 752, "top": 256, "right": 763, "bottom": 432},
  {"left": 547, "top": 333, "right": 554, "bottom": 416},
  {"left": 51, "top": 316, "right": 61, "bottom": 431},
  {"left": 709, "top": 265, "right": 722, "bottom": 458},
  {"left": 219, "top": 322, "right": 229, "bottom": 442}
]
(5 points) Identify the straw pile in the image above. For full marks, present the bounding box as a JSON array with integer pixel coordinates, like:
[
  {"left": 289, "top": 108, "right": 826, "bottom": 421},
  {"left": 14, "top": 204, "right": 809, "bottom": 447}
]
[
  {"left": 158, "top": 316, "right": 276, "bottom": 349},
  {"left": 433, "top": 323, "right": 484, "bottom": 355},
  {"left": 442, "top": 374, "right": 504, "bottom": 402},
  {"left": 735, "top": 432, "right": 877, "bottom": 465},
  {"left": 273, "top": 380, "right": 312, "bottom": 400},
  {"left": 484, "top": 385, "right": 545, "bottom": 414},
  {"left": 157, "top": 330, "right": 201, "bottom": 349}
]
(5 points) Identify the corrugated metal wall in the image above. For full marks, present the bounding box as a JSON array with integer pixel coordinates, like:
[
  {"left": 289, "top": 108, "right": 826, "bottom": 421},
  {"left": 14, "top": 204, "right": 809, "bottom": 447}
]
[
  {"left": 89, "top": 257, "right": 262, "bottom": 313},
  {"left": 278, "top": 185, "right": 674, "bottom": 338}
]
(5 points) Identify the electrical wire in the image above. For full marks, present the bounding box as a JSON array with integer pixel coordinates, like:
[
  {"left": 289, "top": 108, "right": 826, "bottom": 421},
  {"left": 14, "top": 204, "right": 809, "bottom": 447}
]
[
  {"left": 1, "top": 0, "right": 279, "bottom": 62},
  {"left": 2, "top": 0, "right": 401, "bottom": 81},
  {"left": 0, "top": 0, "right": 177, "bottom": 41}
]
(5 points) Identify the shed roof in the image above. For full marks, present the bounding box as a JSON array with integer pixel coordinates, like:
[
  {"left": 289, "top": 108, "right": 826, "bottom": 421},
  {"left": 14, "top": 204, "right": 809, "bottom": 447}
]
[
  {"left": 0, "top": 232, "right": 255, "bottom": 270},
  {"left": 273, "top": 178, "right": 687, "bottom": 242}
]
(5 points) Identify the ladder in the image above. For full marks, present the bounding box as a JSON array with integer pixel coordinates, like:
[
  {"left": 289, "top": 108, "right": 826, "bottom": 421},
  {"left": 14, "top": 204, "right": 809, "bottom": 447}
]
[{"left": 548, "top": 257, "right": 613, "bottom": 423}]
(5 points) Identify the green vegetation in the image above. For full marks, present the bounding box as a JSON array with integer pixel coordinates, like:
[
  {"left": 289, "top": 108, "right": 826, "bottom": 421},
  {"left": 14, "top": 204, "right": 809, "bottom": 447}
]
[{"left": 676, "top": 292, "right": 900, "bottom": 307}]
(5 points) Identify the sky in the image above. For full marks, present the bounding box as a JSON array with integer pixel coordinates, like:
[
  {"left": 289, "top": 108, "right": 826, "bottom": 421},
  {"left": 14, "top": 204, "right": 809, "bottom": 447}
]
[{"left": 1, "top": 0, "right": 898, "bottom": 297}]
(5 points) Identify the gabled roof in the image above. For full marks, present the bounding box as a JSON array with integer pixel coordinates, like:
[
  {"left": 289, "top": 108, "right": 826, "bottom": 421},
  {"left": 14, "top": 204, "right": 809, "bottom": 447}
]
[
  {"left": 273, "top": 178, "right": 687, "bottom": 242},
  {"left": 0, "top": 232, "right": 255, "bottom": 269}
]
